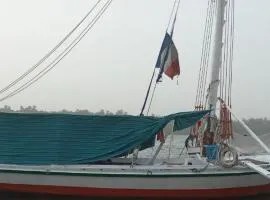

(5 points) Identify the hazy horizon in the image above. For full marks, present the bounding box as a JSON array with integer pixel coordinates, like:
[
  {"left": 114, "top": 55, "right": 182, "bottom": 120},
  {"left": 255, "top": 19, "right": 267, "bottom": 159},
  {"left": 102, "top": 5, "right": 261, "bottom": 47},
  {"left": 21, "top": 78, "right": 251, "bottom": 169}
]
[{"left": 0, "top": 0, "right": 270, "bottom": 118}]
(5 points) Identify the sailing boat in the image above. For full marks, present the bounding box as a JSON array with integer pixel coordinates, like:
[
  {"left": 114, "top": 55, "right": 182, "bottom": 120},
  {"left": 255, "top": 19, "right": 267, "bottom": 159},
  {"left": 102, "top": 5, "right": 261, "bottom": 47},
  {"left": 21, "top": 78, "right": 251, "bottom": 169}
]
[{"left": 0, "top": 0, "right": 269, "bottom": 199}]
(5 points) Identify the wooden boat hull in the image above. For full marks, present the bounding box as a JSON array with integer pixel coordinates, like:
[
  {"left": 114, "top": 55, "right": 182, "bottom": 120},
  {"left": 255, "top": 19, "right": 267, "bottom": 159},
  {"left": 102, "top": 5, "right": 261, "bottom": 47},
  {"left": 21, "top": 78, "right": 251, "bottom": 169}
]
[{"left": 0, "top": 165, "right": 269, "bottom": 199}]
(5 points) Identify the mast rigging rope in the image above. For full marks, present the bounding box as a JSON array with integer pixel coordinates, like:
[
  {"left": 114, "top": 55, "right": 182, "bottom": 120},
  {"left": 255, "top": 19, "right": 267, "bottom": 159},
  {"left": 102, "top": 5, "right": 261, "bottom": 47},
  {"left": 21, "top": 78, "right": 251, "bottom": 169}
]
[
  {"left": 219, "top": 0, "right": 234, "bottom": 140},
  {"left": 0, "top": 0, "right": 113, "bottom": 102},
  {"left": 192, "top": 0, "right": 235, "bottom": 141},
  {"left": 140, "top": 0, "right": 180, "bottom": 116},
  {"left": 195, "top": 0, "right": 215, "bottom": 109},
  {"left": 0, "top": 0, "right": 102, "bottom": 96}
]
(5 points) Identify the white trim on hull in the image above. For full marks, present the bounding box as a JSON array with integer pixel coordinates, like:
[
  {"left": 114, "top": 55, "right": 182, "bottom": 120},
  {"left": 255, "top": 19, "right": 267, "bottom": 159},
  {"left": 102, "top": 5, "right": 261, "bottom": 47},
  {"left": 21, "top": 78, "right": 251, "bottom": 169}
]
[
  {"left": 0, "top": 170, "right": 269, "bottom": 189},
  {"left": 0, "top": 164, "right": 269, "bottom": 198}
]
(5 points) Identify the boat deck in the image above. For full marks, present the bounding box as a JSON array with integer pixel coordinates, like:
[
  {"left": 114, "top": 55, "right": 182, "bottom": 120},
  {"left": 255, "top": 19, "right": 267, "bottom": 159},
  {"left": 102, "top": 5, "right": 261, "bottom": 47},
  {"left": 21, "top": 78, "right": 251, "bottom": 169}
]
[{"left": 0, "top": 154, "right": 268, "bottom": 176}]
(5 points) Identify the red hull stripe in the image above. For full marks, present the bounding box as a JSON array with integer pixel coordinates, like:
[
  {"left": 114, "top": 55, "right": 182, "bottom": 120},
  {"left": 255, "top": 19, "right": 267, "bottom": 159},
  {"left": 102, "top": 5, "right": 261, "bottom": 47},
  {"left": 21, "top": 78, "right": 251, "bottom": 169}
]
[{"left": 0, "top": 183, "right": 270, "bottom": 199}]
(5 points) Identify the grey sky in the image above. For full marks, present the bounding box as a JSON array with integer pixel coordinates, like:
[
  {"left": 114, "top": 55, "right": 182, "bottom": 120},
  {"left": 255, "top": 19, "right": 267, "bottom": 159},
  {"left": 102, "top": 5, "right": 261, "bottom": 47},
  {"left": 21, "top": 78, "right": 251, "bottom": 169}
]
[{"left": 0, "top": 0, "right": 269, "bottom": 118}]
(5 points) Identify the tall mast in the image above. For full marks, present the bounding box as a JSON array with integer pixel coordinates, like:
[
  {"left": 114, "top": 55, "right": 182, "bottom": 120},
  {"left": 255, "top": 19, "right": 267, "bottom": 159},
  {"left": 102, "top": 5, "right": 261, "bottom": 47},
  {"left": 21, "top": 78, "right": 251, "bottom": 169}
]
[{"left": 208, "top": 0, "right": 226, "bottom": 116}]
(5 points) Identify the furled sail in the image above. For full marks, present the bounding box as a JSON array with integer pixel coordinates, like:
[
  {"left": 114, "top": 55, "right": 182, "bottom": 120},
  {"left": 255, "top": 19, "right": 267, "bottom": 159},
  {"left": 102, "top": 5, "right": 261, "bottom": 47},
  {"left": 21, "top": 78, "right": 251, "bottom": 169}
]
[{"left": 0, "top": 110, "right": 208, "bottom": 165}]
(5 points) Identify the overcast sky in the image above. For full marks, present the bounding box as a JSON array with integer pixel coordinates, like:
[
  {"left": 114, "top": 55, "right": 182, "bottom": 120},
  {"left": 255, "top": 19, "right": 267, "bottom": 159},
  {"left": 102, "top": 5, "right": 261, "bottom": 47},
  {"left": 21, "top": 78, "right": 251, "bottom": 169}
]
[{"left": 0, "top": 0, "right": 269, "bottom": 118}]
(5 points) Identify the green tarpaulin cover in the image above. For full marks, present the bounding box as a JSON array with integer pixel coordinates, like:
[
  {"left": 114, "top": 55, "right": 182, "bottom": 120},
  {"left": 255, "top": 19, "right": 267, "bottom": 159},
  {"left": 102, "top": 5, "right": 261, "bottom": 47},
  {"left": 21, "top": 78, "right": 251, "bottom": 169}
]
[{"left": 0, "top": 110, "right": 208, "bottom": 165}]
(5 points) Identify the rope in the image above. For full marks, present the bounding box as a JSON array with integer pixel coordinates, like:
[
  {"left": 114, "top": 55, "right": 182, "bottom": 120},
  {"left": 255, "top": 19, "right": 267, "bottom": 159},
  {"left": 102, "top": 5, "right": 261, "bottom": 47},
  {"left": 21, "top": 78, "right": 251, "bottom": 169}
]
[
  {"left": 169, "top": 0, "right": 181, "bottom": 36},
  {"left": 140, "top": 0, "right": 180, "bottom": 116},
  {"left": 225, "top": 1, "right": 230, "bottom": 102},
  {"left": 0, "top": 0, "right": 102, "bottom": 95},
  {"left": 190, "top": 0, "right": 215, "bottom": 140},
  {"left": 219, "top": 0, "right": 235, "bottom": 140},
  {"left": 140, "top": 69, "right": 156, "bottom": 116},
  {"left": 168, "top": 132, "right": 174, "bottom": 160},
  {"left": 146, "top": 83, "right": 157, "bottom": 116},
  {"left": 229, "top": 0, "right": 235, "bottom": 107},
  {"left": 201, "top": 2, "right": 215, "bottom": 108},
  {"left": 228, "top": 0, "right": 235, "bottom": 138},
  {"left": 166, "top": 0, "right": 178, "bottom": 32},
  {"left": 195, "top": 0, "right": 215, "bottom": 109},
  {"left": 195, "top": 0, "right": 211, "bottom": 107},
  {"left": 0, "top": 0, "right": 113, "bottom": 103},
  {"left": 194, "top": 0, "right": 209, "bottom": 107},
  {"left": 156, "top": 0, "right": 181, "bottom": 83},
  {"left": 199, "top": 0, "right": 214, "bottom": 107},
  {"left": 193, "top": 0, "right": 235, "bottom": 142},
  {"left": 220, "top": 0, "right": 229, "bottom": 100}
]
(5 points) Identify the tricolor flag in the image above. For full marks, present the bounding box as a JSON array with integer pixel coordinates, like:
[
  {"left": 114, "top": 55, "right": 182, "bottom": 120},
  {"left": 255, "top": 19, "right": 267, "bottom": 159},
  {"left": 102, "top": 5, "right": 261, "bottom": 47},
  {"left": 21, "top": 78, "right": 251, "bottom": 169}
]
[{"left": 155, "top": 32, "right": 180, "bottom": 82}]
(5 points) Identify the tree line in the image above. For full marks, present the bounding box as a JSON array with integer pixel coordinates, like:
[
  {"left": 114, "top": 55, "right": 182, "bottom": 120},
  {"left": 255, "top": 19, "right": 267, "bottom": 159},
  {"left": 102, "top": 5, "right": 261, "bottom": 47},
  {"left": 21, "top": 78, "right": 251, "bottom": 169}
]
[
  {"left": 232, "top": 118, "right": 270, "bottom": 135},
  {"left": 0, "top": 105, "right": 269, "bottom": 135},
  {"left": 0, "top": 105, "right": 128, "bottom": 116}
]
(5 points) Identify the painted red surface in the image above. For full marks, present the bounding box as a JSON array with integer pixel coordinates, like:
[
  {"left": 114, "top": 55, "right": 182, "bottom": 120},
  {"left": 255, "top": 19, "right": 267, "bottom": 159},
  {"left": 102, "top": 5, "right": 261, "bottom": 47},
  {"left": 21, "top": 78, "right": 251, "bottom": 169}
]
[{"left": 0, "top": 183, "right": 270, "bottom": 199}]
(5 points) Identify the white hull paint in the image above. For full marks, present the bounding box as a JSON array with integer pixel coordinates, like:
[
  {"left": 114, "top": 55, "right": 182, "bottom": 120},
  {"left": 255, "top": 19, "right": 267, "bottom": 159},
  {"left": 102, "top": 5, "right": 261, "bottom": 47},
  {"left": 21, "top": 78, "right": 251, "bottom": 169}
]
[
  {"left": 0, "top": 163, "right": 269, "bottom": 198},
  {"left": 0, "top": 169, "right": 269, "bottom": 189}
]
